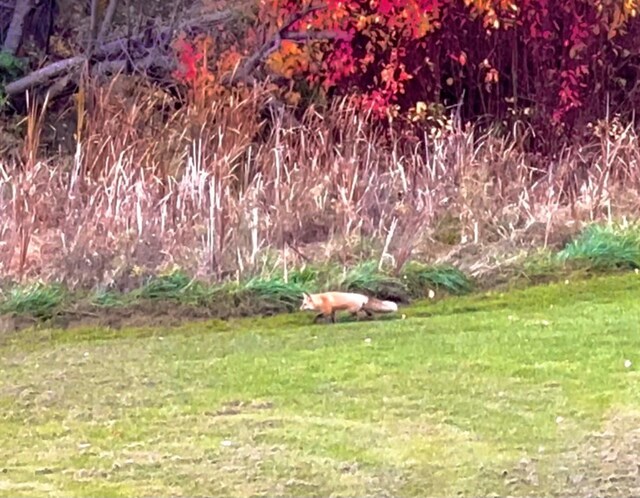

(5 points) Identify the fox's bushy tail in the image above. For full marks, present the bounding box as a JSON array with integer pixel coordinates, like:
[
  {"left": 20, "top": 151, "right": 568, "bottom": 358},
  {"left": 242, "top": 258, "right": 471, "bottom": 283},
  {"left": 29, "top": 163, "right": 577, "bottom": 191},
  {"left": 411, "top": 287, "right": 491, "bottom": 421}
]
[{"left": 364, "top": 297, "right": 398, "bottom": 313}]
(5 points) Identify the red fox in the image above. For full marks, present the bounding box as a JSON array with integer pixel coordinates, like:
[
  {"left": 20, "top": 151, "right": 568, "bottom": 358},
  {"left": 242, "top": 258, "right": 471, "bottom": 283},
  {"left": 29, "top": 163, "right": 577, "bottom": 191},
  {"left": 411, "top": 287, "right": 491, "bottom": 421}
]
[{"left": 300, "top": 291, "right": 398, "bottom": 323}]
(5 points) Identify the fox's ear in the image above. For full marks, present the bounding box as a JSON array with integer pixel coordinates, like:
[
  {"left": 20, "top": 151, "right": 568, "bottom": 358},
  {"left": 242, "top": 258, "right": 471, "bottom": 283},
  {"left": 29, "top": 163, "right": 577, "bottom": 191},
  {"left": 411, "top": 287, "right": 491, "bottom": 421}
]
[{"left": 302, "top": 292, "right": 311, "bottom": 299}]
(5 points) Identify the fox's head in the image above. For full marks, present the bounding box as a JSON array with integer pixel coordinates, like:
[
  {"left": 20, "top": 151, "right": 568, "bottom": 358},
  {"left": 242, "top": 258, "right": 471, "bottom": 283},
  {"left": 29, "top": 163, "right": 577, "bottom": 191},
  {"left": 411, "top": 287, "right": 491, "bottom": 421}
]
[{"left": 300, "top": 292, "right": 315, "bottom": 311}]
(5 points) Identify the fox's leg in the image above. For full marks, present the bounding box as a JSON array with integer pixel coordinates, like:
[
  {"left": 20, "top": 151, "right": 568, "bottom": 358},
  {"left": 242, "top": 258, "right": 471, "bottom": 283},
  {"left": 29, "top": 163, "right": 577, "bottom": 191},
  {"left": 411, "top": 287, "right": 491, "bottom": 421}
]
[
  {"left": 348, "top": 304, "right": 365, "bottom": 320},
  {"left": 360, "top": 306, "right": 374, "bottom": 318},
  {"left": 330, "top": 311, "right": 336, "bottom": 323},
  {"left": 313, "top": 313, "right": 325, "bottom": 323},
  {"left": 349, "top": 306, "right": 361, "bottom": 320}
]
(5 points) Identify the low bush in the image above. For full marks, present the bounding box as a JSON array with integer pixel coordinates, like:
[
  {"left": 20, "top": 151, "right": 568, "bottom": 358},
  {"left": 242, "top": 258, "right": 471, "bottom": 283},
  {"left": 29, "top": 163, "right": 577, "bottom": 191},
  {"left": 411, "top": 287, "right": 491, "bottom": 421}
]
[{"left": 558, "top": 224, "right": 640, "bottom": 270}]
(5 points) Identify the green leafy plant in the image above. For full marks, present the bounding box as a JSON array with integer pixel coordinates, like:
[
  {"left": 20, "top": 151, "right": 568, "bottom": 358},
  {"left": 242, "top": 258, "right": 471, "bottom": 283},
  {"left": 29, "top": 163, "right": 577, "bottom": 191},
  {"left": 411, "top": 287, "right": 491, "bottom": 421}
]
[
  {"left": 401, "top": 262, "right": 473, "bottom": 297},
  {"left": 239, "top": 277, "right": 306, "bottom": 312},
  {"left": 558, "top": 224, "right": 640, "bottom": 270},
  {"left": 342, "top": 261, "right": 409, "bottom": 302},
  {"left": 0, "top": 52, "right": 25, "bottom": 109},
  {"left": 0, "top": 282, "right": 65, "bottom": 319},
  {"left": 137, "top": 271, "right": 208, "bottom": 304}
]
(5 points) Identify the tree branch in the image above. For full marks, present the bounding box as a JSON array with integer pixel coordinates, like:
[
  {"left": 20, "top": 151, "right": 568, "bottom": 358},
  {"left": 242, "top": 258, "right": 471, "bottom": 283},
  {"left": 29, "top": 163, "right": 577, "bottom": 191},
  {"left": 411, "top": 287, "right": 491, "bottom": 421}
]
[
  {"left": 279, "top": 4, "right": 326, "bottom": 33},
  {"left": 179, "top": 10, "right": 232, "bottom": 29},
  {"left": 45, "top": 69, "right": 78, "bottom": 101},
  {"left": 282, "top": 29, "right": 350, "bottom": 42},
  {"left": 2, "top": 0, "right": 35, "bottom": 55},
  {"left": 223, "top": 3, "right": 339, "bottom": 86}
]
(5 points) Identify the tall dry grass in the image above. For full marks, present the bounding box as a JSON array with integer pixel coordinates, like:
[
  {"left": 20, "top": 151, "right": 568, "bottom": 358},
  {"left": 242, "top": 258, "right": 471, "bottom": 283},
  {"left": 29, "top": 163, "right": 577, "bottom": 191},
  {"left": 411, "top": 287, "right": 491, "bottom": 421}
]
[{"left": 1, "top": 78, "right": 640, "bottom": 290}]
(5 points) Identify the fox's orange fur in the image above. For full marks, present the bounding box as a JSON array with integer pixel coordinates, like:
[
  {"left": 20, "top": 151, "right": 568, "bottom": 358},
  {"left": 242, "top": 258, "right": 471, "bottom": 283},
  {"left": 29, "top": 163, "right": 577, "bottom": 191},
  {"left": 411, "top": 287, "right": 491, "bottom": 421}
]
[{"left": 300, "top": 291, "right": 398, "bottom": 323}]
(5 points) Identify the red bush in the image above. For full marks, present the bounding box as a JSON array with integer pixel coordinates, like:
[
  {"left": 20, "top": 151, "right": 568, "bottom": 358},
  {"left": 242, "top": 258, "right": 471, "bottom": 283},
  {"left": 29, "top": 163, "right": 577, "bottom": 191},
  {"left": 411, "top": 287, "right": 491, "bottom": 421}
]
[{"left": 255, "top": 0, "right": 640, "bottom": 140}]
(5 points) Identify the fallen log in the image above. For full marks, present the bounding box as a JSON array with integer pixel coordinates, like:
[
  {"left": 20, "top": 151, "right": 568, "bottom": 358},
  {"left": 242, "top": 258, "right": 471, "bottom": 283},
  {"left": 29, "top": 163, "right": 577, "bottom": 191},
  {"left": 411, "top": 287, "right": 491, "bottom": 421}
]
[
  {"left": 5, "top": 4, "right": 347, "bottom": 99},
  {"left": 5, "top": 9, "right": 235, "bottom": 97},
  {"left": 6, "top": 56, "right": 85, "bottom": 96}
]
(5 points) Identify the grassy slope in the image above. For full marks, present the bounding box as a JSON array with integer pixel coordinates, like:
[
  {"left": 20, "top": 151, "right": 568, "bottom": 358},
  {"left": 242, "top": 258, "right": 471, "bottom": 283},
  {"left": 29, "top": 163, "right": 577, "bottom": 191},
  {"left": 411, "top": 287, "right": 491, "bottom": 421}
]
[{"left": 1, "top": 274, "right": 640, "bottom": 497}]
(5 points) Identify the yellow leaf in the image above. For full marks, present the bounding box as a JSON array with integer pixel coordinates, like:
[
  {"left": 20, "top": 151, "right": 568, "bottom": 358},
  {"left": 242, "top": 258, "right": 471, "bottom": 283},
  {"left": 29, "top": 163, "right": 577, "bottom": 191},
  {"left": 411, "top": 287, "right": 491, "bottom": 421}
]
[{"left": 285, "top": 90, "right": 301, "bottom": 106}]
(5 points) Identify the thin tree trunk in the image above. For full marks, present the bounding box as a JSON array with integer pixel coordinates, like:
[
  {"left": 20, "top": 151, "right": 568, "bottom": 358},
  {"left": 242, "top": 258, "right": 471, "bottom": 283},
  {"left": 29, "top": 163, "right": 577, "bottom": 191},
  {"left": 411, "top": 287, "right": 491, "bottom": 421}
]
[{"left": 2, "top": 0, "right": 35, "bottom": 55}]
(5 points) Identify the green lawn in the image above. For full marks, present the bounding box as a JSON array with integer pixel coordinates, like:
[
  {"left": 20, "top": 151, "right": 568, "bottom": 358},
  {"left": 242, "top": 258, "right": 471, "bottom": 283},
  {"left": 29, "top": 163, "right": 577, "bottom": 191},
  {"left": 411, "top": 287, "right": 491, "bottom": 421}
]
[{"left": 2, "top": 274, "right": 640, "bottom": 497}]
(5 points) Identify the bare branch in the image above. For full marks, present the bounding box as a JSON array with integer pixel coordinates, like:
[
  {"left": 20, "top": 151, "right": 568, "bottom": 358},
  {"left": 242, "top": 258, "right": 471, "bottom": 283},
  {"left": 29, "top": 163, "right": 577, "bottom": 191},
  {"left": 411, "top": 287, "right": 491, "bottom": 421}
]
[
  {"left": 179, "top": 9, "right": 233, "bottom": 28},
  {"left": 222, "top": 35, "right": 280, "bottom": 86},
  {"left": 45, "top": 70, "right": 78, "bottom": 101},
  {"left": 224, "top": 3, "right": 336, "bottom": 86},
  {"left": 282, "top": 29, "right": 350, "bottom": 42},
  {"left": 278, "top": 4, "right": 326, "bottom": 33},
  {"left": 2, "top": 0, "right": 35, "bottom": 55}
]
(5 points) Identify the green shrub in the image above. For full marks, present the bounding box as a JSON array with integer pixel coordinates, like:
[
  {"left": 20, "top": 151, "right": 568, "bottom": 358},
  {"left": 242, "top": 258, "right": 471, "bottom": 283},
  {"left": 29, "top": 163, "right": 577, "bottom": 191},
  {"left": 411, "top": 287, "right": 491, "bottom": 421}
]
[
  {"left": 342, "top": 261, "right": 409, "bottom": 302},
  {"left": 91, "top": 289, "right": 129, "bottom": 308},
  {"left": 234, "top": 277, "right": 306, "bottom": 315},
  {"left": 558, "top": 224, "right": 640, "bottom": 270},
  {"left": 137, "top": 271, "right": 208, "bottom": 303},
  {"left": 401, "top": 262, "right": 473, "bottom": 297},
  {"left": 0, "top": 282, "right": 65, "bottom": 319}
]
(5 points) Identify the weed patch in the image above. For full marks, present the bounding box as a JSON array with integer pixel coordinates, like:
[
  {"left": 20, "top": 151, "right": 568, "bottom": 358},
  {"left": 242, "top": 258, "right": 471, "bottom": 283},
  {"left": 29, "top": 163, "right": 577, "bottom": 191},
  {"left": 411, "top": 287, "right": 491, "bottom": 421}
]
[
  {"left": 401, "top": 262, "right": 473, "bottom": 297},
  {"left": 342, "top": 261, "right": 409, "bottom": 302},
  {"left": 0, "top": 282, "right": 65, "bottom": 319},
  {"left": 137, "top": 271, "right": 208, "bottom": 304},
  {"left": 558, "top": 223, "right": 640, "bottom": 270},
  {"left": 235, "top": 277, "right": 306, "bottom": 315}
]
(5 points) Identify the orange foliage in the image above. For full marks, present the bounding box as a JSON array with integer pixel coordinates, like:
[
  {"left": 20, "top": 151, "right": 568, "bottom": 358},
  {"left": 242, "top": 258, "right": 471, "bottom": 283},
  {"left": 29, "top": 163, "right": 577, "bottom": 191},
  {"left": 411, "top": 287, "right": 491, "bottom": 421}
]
[{"left": 170, "top": 0, "right": 640, "bottom": 138}]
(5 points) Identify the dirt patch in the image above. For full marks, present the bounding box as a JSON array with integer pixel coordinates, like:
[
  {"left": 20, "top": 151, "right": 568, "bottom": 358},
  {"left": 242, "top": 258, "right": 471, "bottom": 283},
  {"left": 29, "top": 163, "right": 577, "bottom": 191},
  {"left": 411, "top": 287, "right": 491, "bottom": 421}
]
[
  {"left": 0, "top": 314, "right": 39, "bottom": 336},
  {"left": 205, "top": 399, "right": 275, "bottom": 417},
  {"left": 0, "top": 300, "right": 251, "bottom": 336},
  {"left": 53, "top": 301, "right": 221, "bottom": 330}
]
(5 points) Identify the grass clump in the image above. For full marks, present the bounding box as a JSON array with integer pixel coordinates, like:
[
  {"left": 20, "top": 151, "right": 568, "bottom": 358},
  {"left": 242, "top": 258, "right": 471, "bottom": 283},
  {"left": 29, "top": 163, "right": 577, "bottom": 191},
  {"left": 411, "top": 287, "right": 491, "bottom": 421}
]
[
  {"left": 91, "top": 288, "right": 130, "bottom": 308},
  {"left": 558, "top": 223, "right": 640, "bottom": 270},
  {"left": 137, "top": 270, "right": 208, "bottom": 304},
  {"left": 234, "top": 276, "right": 307, "bottom": 315},
  {"left": 341, "top": 261, "right": 409, "bottom": 302},
  {"left": 0, "top": 262, "right": 475, "bottom": 324},
  {"left": 511, "top": 248, "right": 577, "bottom": 286},
  {"left": 0, "top": 281, "right": 65, "bottom": 319},
  {"left": 287, "top": 266, "right": 321, "bottom": 287},
  {"left": 401, "top": 262, "right": 473, "bottom": 297},
  {"left": 521, "top": 249, "right": 559, "bottom": 276}
]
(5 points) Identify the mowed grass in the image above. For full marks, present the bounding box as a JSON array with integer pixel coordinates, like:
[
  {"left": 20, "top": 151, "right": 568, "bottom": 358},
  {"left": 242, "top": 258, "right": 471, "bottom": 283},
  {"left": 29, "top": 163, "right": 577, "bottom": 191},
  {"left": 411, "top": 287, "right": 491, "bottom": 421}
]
[{"left": 1, "top": 274, "right": 640, "bottom": 497}]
